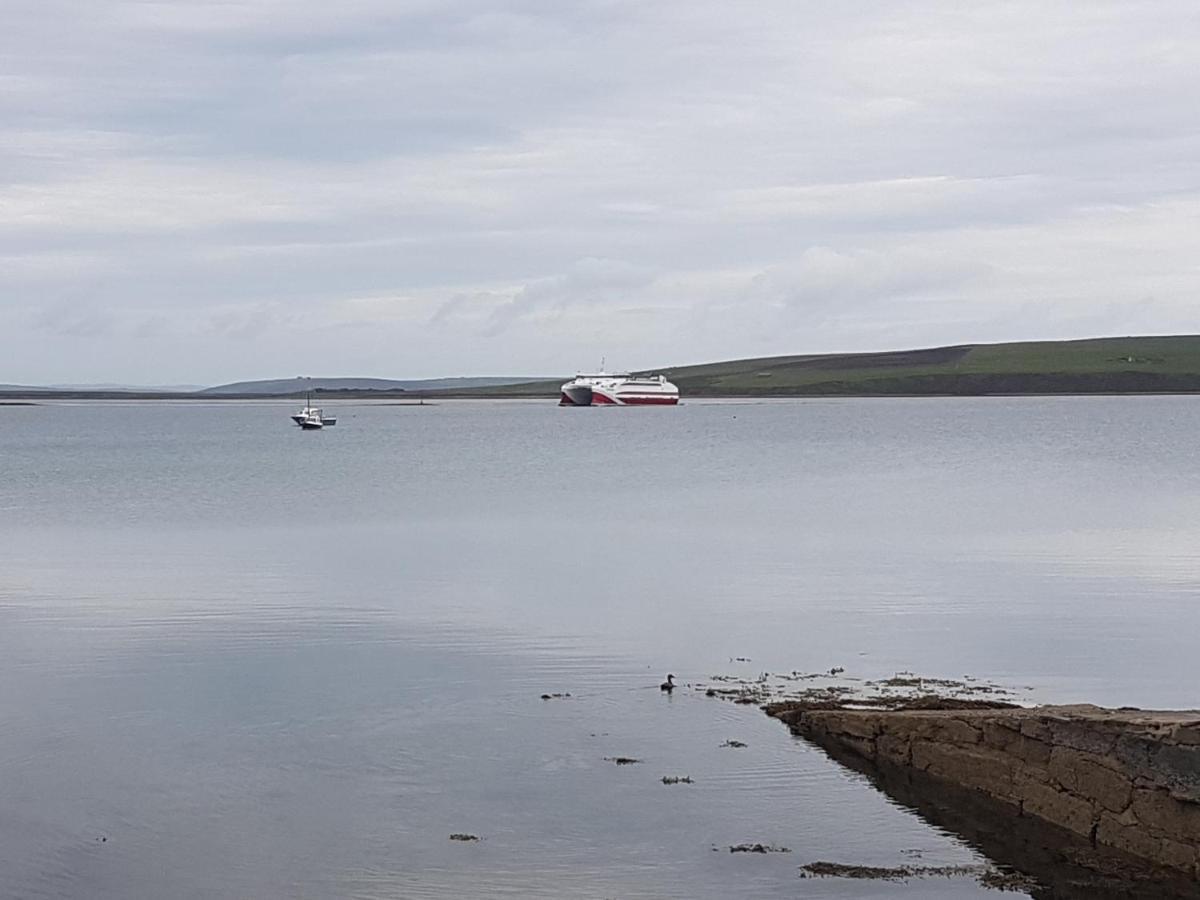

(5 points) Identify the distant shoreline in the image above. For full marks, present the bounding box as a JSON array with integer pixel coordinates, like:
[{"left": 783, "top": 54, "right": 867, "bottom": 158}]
[
  {"left": 10, "top": 334, "right": 1200, "bottom": 401},
  {"left": 4, "top": 390, "right": 1200, "bottom": 403}
]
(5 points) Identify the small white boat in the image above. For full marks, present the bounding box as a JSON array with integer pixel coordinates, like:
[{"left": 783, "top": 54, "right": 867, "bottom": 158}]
[
  {"left": 291, "top": 392, "right": 337, "bottom": 426},
  {"left": 299, "top": 411, "right": 324, "bottom": 430}
]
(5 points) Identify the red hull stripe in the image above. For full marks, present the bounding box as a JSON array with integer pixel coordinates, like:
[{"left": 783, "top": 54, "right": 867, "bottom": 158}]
[
  {"left": 559, "top": 390, "right": 679, "bottom": 406},
  {"left": 616, "top": 396, "right": 678, "bottom": 405}
]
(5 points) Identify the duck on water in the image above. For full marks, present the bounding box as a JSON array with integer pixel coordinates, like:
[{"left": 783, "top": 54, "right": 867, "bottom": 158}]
[{"left": 661, "top": 674, "right": 676, "bottom": 692}]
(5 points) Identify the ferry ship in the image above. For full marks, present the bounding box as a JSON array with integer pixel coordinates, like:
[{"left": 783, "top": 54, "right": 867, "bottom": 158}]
[{"left": 559, "top": 372, "right": 679, "bottom": 406}]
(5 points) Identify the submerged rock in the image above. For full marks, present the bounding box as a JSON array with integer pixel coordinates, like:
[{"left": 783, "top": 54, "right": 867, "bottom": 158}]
[
  {"left": 800, "top": 861, "right": 989, "bottom": 881},
  {"left": 978, "top": 869, "right": 1044, "bottom": 892},
  {"left": 800, "top": 861, "right": 1044, "bottom": 892},
  {"left": 729, "top": 843, "right": 790, "bottom": 854}
]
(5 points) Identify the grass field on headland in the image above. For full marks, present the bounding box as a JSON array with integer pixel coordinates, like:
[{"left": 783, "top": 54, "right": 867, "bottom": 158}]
[
  {"left": 6, "top": 335, "right": 1200, "bottom": 400},
  {"left": 475, "top": 335, "right": 1200, "bottom": 398}
]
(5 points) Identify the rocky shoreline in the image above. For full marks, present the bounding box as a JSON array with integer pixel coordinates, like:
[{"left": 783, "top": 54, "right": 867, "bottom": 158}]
[{"left": 765, "top": 700, "right": 1200, "bottom": 889}]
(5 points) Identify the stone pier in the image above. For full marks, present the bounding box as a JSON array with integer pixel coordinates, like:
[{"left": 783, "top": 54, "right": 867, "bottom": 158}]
[{"left": 766, "top": 702, "right": 1200, "bottom": 879}]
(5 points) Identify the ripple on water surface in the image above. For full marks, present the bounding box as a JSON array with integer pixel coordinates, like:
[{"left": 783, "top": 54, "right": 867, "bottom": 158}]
[{"left": 8, "top": 398, "right": 1200, "bottom": 897}]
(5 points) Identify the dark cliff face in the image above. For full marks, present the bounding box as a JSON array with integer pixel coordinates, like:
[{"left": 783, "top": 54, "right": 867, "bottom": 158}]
[{"left": 767, "top": 703, "right": 1200, "bottom": 896}]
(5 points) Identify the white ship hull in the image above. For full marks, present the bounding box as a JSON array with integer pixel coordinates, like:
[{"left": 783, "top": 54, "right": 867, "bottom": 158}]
[{"left": 559, "top": 373, "right": 679, "bottom": 406}]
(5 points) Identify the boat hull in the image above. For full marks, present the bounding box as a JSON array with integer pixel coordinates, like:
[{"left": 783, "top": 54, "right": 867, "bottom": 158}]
[
  {"left": 559, "top": 375, "right": 679, "bottom": 406},
  {"left": 559, "top": 385, "right": 594, "bottom": 406},
  {"left": 611, "top": 394, "right": 678, "bottom": 405},
  {"left": 292, "top": 406, "right": 336, "bottom": 426}
]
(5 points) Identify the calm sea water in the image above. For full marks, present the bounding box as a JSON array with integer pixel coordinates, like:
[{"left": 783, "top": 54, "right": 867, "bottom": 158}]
[{"left": 2, "top": 397, "right": 1199, "bottom": 899}]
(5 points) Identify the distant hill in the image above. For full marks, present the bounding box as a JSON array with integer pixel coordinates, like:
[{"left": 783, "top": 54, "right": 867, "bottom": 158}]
[
  {"left": 469, "top": 335, "right": 1200, "bottom": 398},
  {"left": 8, "top": 336, "right": 1200, "bottom": 401},
  {"left": 200, "top": 376, "right": 548, "bottom": 395},
  {"left": 51, "top": 383, "right": 206, "bottom": 392},
  {"left": 0, "top": 382, "right": 204, "bottom": 393}
]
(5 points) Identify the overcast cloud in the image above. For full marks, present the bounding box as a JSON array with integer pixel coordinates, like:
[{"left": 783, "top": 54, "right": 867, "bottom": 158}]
[{"left": 2, "top": 1, "right": 1198, "bottom": 382}]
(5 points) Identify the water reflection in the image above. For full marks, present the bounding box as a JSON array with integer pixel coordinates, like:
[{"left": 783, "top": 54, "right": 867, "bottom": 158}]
[
  {"left": 797, "top": 734, "right": 1200, "bottom": 899},
  {"left": 5, "top": 398, "right": 1200, "bottom": 897}
]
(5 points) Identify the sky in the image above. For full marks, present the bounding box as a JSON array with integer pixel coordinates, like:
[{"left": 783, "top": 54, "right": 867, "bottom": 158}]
[{"left": 2, "top": 1, "right": 1199, "bottom": 384}]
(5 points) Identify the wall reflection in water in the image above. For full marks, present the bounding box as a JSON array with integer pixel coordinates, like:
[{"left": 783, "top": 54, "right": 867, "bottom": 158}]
[{"left": 802, "top": 735, "right": 1200, "bottom": 900}]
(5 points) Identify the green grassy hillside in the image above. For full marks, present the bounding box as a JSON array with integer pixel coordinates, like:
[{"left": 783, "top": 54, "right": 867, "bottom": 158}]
[
  {"left": 6, "top": 336, "right": 1200, "bottom": 401},
  {"left": 477, "top": 335, "right": 1200, "bottom": 398}
]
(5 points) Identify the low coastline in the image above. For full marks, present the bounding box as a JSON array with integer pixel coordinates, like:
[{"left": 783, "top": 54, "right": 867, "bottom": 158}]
[
  {"left": 9, "top": 335, "right": 1200, "bottom": 401},
  {"left": 6, "top": 388, "right": 1200, "bottom": 403}
]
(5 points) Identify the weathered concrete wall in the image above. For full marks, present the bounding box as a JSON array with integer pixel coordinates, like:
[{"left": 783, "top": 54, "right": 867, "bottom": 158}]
[{"left": 767, "top": 703, "right": 1200, "bottom": 878}]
